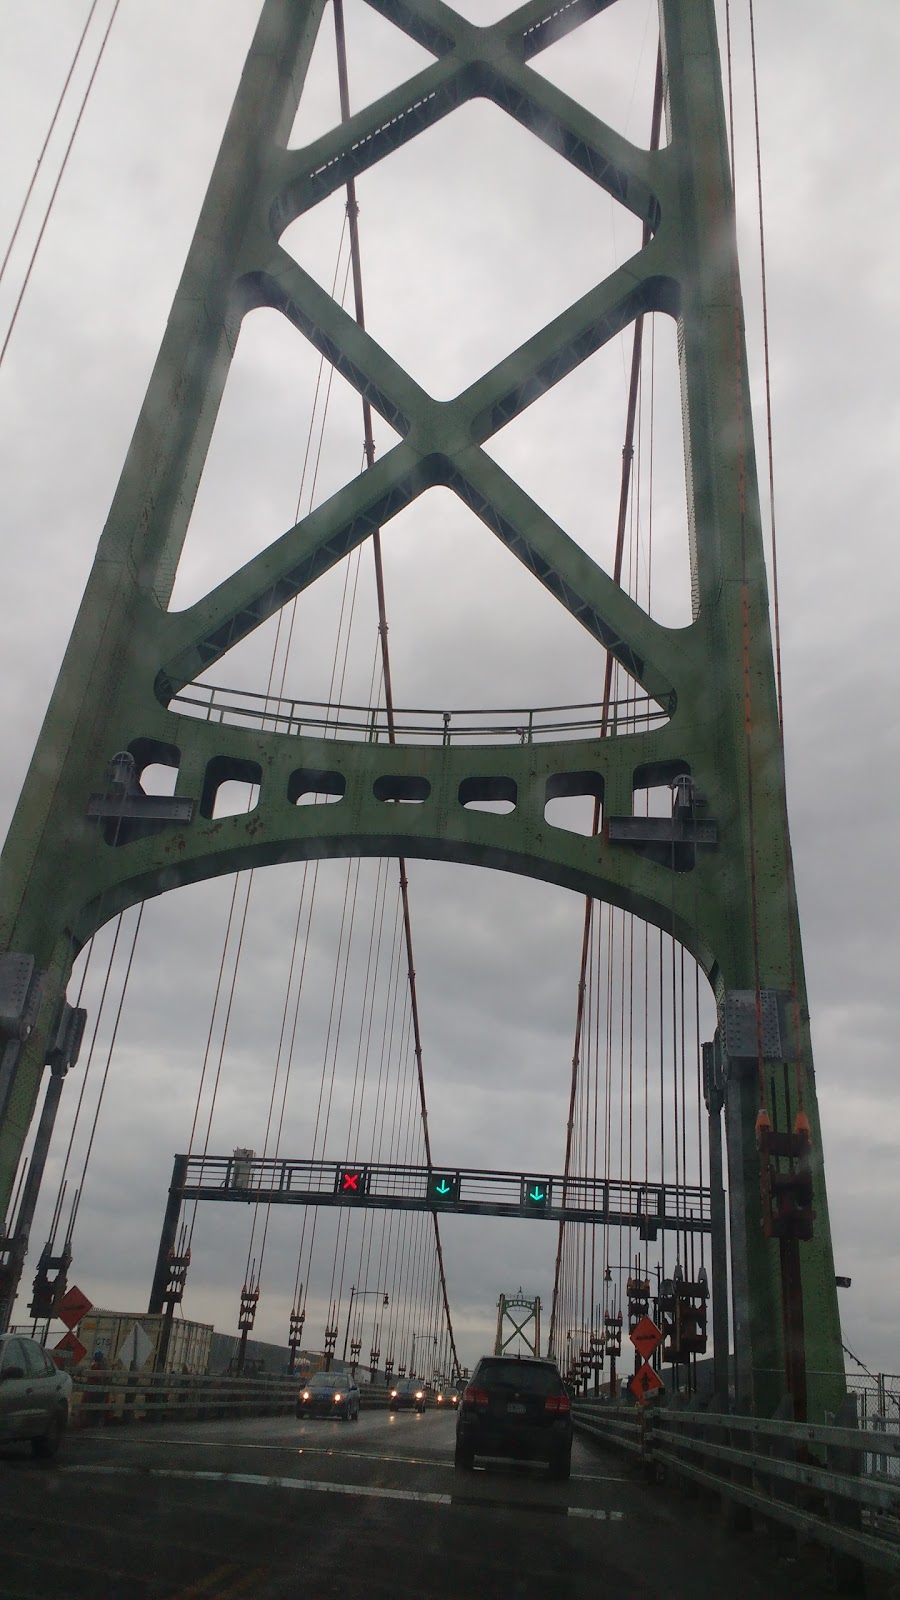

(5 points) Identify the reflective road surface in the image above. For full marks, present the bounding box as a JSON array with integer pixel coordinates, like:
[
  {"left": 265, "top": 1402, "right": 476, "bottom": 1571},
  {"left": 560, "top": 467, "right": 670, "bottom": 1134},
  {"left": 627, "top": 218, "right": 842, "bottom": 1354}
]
[{"left": 1, "top": 1407, "right": 844, "bottom": 1598}]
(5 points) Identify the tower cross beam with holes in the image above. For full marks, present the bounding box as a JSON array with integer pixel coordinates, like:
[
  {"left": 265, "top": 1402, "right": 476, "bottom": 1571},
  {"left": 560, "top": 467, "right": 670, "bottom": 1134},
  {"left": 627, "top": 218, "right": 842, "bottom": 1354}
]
[{"left": 0, "top": 0, "right": 844, "bottom": 1420}]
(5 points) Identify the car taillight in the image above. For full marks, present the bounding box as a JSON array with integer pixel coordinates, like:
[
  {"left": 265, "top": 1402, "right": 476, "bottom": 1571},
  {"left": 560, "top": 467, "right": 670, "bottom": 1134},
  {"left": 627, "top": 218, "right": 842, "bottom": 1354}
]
[
  {"left": 544, "top": 1394, "right": 571, "bottom": 1413},
  {"left": 463, "top": 1385, "right": 489, "bottom": 1406}
]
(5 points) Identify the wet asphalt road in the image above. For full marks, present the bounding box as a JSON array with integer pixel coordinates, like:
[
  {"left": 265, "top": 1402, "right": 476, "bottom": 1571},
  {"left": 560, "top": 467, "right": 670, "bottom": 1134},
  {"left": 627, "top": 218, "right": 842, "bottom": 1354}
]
[{"left": 0, "top": 1405, "right": 843, "bottom": 1598}]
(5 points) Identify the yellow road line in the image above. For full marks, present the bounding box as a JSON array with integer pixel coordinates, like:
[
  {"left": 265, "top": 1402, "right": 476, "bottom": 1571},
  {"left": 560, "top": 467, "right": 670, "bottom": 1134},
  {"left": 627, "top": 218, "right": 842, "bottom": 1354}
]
[
  {"left": 214, "top": 1567, "right": 269, "bottom": 1600},
  {"left": 169, "top": 1562, "right": 239, "bottom": 1600}
]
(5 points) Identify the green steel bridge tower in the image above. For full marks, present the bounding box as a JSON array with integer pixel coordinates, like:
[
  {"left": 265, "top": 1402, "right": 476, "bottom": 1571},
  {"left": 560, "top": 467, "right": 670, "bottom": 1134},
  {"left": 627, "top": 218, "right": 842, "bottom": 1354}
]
[{"left": 0, "top": 0, "right": 845, "bottom": 1421}]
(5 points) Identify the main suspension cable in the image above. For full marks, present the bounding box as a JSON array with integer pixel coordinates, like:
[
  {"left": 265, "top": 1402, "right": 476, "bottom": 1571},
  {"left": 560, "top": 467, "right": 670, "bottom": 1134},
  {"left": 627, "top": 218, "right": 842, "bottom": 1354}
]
[
  {"left": 0, "top": 0, "right": 102, "bottom": 288},
  {"left": 0, "top": 0, "right": 121, "bottom": 372}
]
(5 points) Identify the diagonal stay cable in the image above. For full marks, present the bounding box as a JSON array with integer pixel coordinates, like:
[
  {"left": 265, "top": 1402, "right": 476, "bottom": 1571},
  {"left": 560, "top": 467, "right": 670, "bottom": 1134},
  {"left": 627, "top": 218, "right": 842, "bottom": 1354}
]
[{"left": 332, "top": 0, "right": 459, "bottom": 1378}]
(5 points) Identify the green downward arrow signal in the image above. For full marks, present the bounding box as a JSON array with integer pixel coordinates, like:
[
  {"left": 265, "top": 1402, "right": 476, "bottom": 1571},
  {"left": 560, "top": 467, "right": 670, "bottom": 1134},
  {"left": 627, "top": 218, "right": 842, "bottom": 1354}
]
[
  {"left": 529, "top": 1187, "right": 545, "bottom": 1203},
  {"left": 435, "top": 1180, "right": 451, "bottom": 1196}
]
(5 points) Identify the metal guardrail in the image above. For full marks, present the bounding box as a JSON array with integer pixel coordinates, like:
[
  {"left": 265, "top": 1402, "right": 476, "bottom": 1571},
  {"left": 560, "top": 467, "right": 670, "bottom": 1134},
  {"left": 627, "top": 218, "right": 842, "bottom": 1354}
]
[
  {"left": 571, "top": 1401, "right": 900, "bottom": 1576},
  {"left": 171, "top": 684, "right": 669, "bottom": 746},
  {"left": 70, "top": 1373, "right": 391, "bottom": 1427}
]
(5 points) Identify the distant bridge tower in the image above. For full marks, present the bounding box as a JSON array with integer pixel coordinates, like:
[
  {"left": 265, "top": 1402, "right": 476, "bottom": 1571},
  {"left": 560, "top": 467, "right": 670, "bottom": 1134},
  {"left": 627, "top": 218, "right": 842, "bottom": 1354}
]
[
  {"left": 0, "top": 1, "right": 845, "bottom": 1420},
  {"left": 495, "top": 1291, "right": 541, "bottom": 1359}
]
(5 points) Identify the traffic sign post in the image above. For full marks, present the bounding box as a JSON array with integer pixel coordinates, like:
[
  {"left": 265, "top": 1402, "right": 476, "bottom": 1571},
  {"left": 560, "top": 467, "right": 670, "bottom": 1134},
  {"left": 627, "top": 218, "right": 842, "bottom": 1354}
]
[
  {"left": 54, "top": 1329, "right": 87, "bottom": 1366},
  {"left": 58, "top": 1284, "right": 92, "bottom": 1330},
  {"left": 628, "top": 1314, "right": 663, "bottom": 1405},
  {"left": 631, "top": 1361, "right": 664, "bottom": 1403},
  {"left": 629, "top": 1314, "right": 663, "bottom": 1363},
  {"left": 117, "top": 1321, "right": 155, "bottom": 1372}
]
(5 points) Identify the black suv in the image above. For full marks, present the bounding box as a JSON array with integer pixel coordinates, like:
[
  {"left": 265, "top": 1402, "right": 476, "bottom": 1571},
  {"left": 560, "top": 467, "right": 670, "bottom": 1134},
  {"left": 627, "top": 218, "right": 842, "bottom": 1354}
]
[{"left": 454, "top": 1356, "right": 572, "bottom": 1479}]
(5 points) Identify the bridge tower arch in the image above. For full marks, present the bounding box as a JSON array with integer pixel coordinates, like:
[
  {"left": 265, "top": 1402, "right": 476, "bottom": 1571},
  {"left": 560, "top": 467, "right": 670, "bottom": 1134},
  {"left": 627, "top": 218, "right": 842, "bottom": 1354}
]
[{"left": 0, "top": 0, "right": 844, "bottom": 1420}]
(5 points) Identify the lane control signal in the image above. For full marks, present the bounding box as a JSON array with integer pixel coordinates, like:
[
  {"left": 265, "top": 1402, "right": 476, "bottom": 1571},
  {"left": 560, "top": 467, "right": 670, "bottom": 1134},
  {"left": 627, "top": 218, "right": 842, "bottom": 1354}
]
[
  {"left": 335, "top": 1166, "right": 370, "bottom": 1199},
  {"left": 520, "top": 1177, "right": 551, "bottom": 1211},
  {"left": 430, "top": 1172, "right": 461, "bottom": 1203}
]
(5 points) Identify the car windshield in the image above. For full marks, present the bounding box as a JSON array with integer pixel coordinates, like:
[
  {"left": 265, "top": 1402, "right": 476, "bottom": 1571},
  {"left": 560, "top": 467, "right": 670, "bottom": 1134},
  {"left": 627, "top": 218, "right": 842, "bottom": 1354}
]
[{"left": 474, "top": 1362, "right": 562, "bottom": 1395}]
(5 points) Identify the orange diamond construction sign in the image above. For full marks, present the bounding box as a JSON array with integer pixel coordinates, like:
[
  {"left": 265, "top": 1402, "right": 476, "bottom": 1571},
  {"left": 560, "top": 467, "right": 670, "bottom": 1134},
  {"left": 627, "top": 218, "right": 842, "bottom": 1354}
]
[
  {"left": 629, "top": 1315, "right": 663, "bottom": 1361},
  {"left": 633, "top": 1362, "right": 664, "bottom": 1401}
]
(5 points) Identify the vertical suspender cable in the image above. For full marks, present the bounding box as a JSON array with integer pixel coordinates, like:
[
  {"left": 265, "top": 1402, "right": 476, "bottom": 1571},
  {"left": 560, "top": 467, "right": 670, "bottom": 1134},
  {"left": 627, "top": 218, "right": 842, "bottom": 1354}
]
[
  {"left": 332, "top": 0, "right": 458, "bottom": 1378},
  {"left": 548, "top": 48, "right": 663, "bottom": 1355}
]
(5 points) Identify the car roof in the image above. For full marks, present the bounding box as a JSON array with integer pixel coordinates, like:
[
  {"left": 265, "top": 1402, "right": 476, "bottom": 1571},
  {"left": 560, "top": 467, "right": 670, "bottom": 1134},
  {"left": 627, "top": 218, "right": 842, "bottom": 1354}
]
[{"left": 476, "top": 1355, "right": 561, "bottom": 1368}]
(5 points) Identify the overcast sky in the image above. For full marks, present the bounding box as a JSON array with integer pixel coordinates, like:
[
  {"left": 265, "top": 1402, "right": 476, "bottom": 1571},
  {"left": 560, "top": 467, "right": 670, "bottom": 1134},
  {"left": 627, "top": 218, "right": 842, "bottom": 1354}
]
[{"left": 1, "top": 0, "right": 898, "bottom": 1380}]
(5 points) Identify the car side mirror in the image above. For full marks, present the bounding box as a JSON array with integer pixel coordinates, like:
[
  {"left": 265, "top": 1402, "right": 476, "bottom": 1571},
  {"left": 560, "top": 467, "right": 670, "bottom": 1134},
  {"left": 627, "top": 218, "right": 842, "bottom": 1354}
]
[{"left": 0, "top": 1365, "right": 25, "bottom": 1382}]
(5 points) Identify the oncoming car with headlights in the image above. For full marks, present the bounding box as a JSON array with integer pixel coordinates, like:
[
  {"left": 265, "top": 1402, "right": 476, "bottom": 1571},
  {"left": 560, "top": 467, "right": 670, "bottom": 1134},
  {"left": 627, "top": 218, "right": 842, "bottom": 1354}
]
[
  {"left": 435, "top": 1386, "right": 459, "bottom": 1409},
  {"left": 297, "top": 1371, "right": 360, "bottom": 1421},
  {"left": 388, "top": 1377, "right": 426, "bottom": 1412}
]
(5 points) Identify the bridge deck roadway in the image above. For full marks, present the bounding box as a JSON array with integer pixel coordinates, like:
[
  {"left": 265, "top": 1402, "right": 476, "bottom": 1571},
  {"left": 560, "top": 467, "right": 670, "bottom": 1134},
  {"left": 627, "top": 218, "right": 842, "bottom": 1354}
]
[{"left": 0, "top": 1407, "right": 844, "bottom": 1597}]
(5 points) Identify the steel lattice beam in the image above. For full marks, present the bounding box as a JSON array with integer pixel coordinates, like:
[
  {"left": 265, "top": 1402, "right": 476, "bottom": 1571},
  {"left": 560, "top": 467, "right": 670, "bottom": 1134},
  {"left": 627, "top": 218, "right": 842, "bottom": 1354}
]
[{"left": 0, "top": 0, "right": 845, "bottom": 1420}]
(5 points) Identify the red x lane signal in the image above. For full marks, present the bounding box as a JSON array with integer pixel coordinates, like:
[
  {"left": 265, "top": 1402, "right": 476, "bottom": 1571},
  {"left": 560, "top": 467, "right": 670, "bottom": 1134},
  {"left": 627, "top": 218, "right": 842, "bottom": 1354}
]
[{"left": 335, "top": 1166, "right": 369, "bottom": 1199}]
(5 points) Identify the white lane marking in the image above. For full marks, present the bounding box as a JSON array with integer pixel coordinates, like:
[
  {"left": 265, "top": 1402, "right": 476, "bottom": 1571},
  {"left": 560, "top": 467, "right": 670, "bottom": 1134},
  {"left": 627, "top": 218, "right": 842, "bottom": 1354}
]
[
  {"left": 63, "top": 1465, "right": 626, "bottom": 1520},
  {"left": 64, "top": 1465, "right": 450, "bottom": 1506},
  {"left": 568, "top": 1507, "right": 625, "bottom": 1522},
  {"left": 66, "top": 1438, "right": 628, "bottom": 1482},
  {"left": 69, "top": 1440, "right": 453, "bottom": 1470}
]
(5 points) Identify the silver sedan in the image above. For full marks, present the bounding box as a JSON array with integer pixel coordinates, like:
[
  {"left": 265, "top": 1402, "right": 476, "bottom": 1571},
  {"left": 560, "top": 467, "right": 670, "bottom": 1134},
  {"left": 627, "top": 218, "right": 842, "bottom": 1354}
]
[{"left": 0, "top": 1334, "right": 73, "bottom": 1458}]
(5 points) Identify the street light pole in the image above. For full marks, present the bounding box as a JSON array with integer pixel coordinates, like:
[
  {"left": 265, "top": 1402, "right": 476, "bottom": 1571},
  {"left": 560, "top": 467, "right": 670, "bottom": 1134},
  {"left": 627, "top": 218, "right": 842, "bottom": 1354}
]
[
  {"left": 341, "top": 1286, "right": 388, "bottom": 1366},
  {"left": 342, "top": 1287, "right": 357, "bottom": 1365}
]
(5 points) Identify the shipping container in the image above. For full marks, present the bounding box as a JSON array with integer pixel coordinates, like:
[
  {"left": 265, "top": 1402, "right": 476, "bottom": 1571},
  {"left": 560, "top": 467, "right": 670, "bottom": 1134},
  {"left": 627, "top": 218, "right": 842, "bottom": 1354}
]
[{"left": 77, "top": 1310, "right": 212, "bottom": 1374}]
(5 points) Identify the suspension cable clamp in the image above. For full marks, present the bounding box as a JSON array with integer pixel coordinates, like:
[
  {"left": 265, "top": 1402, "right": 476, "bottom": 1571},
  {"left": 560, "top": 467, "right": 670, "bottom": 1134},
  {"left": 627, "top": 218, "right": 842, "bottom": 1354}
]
[{"left": 45, "top": 1001, "right": 87, "bottom": 1074}]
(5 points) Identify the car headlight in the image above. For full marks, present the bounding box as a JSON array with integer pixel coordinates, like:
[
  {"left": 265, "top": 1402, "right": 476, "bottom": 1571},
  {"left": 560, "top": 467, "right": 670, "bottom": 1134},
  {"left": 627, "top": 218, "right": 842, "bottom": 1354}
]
[
  {"left": 302, "top": 1391, "right": 310, "bottom": 1401},
  {"left": 415, "top": 1391, "right": 424, "bottom": 1400},
  {"left": 334, "top": 1393, "right": 342, "bottom": 1402},
  {"left": 437, "top": 1394, "right": 444, "bottom": 1402},
  {"left": 390, "top": 1389, "right": 398, "bottom": 1397}
]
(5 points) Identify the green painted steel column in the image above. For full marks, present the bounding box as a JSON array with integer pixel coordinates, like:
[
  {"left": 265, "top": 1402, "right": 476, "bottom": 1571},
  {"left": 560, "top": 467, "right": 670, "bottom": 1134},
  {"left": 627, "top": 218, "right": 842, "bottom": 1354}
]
[{"left": 0, "top": 0, "right": 846, "bottom": 1417}]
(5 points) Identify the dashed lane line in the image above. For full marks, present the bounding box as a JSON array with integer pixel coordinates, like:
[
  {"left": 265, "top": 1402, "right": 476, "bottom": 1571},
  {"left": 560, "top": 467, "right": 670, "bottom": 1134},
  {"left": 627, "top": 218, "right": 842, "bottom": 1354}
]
[
  {"left": 63, "top": 1464, "right": 625, "bottom": 1519},
  {"left": 66, "top": 1439, "right": 627, "bottom": 1481},
  {"left": 65, "top": 1465, "right": 450, "bottom": 1507}
]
